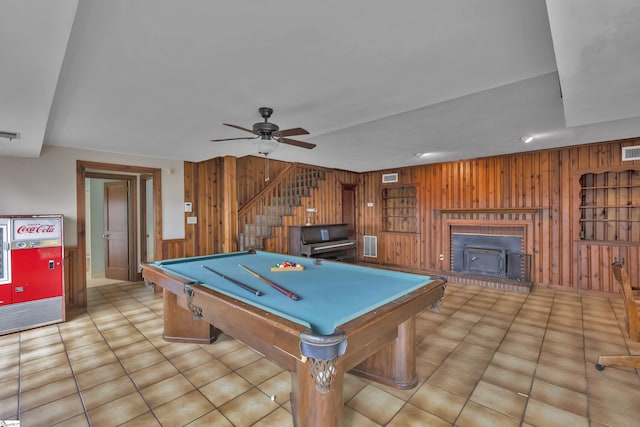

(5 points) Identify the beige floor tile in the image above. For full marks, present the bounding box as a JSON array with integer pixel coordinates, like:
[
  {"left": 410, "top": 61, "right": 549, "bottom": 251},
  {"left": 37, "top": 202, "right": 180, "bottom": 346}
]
[
  {"left": 497, "top": 340, "right": 540, "bottom": 362},
  {"left": 481, "top": 365, "right": 533, "bottom": 395},
  {"left": 20, "top": 376, "right": 79, "bottom": 412},
  {"left": 529, "top": 378, "right": 587, "bottom": 417},
  {"left": 69, "top": 350, "right": 119, "bottom": 374},
  {"left": 66, "top": 340, "right": 112, "bottom": 361},
  {"left": 427, "top": 365, "right": 478, "bottom": 398},
  {"left": 20, "top": 394, "right": 85, "bottom": 426},
  {"left": 129, "top": 359, "right": 179, "bottom": 389},
  {"left": 0, "top": 395, "right": 18, "bottom": 420},
  {"left": 347, "top": 384, "right": 405, "bottom": 425},
  {"left": 252, "top": 407, "right": 295, "bottom": 427},
  {"left": 589, "top": 397, "right": 640, "bottom": 427},
  {"left": 118, "top": 412, "right": 162, "bottom": 427},
  {"left": 341, "top": 406, "right": 380, "bottom": 426},
  {"left": 170, "top": 347, "right": 216, "bottom": 372},
  {"left": 199, "top": 372, "right": 253, "bottom": 407},
  {"left": 408, "top": 382, "right": 465, "bottom": 423},
  {"left": 416, "top": 343, "right": 453, "bottom": 365},
  {"left": 88, "top": 391, "right": 150, "bottom": 426},
  {"left": 182, "top": 359, "right": 232, "bottom": 388},
  {"left": 219, "top": 346, "right": 263, "bottom": 370},
  {"left": 524, "top": 398, "right": 589, "bottom": 427},
  {"left": 236, "top": 357, "right": 284, "bottom": 386},
  {"left": 20, "top": 351, "right": 70, "bottom": 376},
  {"left": 387, "top": 403, "right": 451, "bottom": 427},
  {"left": 218, "top": 388, "right": 280, "bottom": 426},
  {"left": 19, "top": 363, "right": 73, "bottom": 392},
  {"left": 0, "top": 378, "right": 18, "bottom": 401},
  {"left": 199, "top": 335, "right": 244, "bottom": 357},
  {"left": 153, "top": 390, "right": 215, "bottom": 426},
  {"left": 119, "top": 348, "right": 166, "bottom": 373},
  {"left": 441, "top": 352, "right": 489, "bottom": 378},
  {"left": 342, "top": 373, "right": 369, "bottom": 402},
  {"left": 490, "top": 351, "right": 537, "bottom": 377},
  {"left": 113, "top": 339, "right": 157, "bottom": 359},
  {"left": 470, "top": 380, "right": 527, "bottom": 419},
  {"left": 82, "top": 375, "right": 137, "bottom": 410},
  {"left": 19, "top": 341, "right": 65, "bottom": 363},
  {"left": 51, "top": 413, "right": 90, "bottom": 427},
  {"left": 456, "top": 400, "right": 520, "bottom": 427},
  {"left": 140, "top": 373, "right": 195, "bottom": 408},
  {"left": 534, "top": 363, "right": 587, "bottom": 393},
  {"left": 184, "top": 409, "right": 235, "bottom": 427}
]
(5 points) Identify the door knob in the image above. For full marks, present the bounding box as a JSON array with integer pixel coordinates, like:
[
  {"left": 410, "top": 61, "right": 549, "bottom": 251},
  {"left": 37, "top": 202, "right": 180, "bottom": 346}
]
[{"left": 102, "top": 234, "right": 109, "bottom": 238}]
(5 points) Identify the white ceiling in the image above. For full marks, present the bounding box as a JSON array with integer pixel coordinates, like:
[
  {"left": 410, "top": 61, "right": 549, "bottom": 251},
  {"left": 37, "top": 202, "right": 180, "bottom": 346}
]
[{"left": 2, "top": 0, "right": 640, "bottom": 172}]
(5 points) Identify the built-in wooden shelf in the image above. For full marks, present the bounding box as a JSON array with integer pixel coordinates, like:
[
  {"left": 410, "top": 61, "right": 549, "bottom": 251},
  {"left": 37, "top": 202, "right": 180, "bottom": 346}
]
[{"left": 437, "top": 207, "right": 543, "bottom": 214}]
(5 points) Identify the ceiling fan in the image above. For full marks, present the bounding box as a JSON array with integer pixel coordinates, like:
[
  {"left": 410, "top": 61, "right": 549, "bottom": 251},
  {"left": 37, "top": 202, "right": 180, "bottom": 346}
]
[{"left": 210, "top": 107, "right": 315, "bottom": 154}]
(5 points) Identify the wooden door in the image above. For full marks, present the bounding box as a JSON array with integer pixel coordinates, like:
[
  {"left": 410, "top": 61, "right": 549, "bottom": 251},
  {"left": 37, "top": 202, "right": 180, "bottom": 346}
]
[{"left": 104, "top": 181, "right": 130, "bottom": 280}]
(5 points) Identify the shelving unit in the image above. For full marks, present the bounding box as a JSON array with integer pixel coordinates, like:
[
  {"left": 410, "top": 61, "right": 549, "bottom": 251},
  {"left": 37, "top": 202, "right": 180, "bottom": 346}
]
[
  {"left": 382, "top": 186, "right": 417, "bottom": 233},
  {"left": 578, "top": 170, "right": 640, "bottom": 241}
]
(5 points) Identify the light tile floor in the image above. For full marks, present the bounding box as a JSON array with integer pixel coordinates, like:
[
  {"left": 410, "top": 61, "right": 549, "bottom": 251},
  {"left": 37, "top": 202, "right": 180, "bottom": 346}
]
[{"left": 1, "top": 281, "right": 639, "bottom": 426}]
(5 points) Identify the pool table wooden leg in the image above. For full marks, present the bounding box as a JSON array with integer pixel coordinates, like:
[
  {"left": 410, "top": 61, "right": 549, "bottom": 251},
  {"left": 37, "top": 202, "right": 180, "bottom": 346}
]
[
  {"left": 162, "top": 290, "right": 219, "bottom": 344},
  {"left": 350, "top": 317, "right": 418, "bottom": 389},
  {"left": 291, "top": 358, "right": 345, "bottom": 427}
]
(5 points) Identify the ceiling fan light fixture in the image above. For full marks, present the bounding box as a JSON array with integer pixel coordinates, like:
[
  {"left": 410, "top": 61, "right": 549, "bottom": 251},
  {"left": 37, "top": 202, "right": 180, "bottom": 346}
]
[{"left": 258, "top": 136, "right": 279, "bottom": 155}]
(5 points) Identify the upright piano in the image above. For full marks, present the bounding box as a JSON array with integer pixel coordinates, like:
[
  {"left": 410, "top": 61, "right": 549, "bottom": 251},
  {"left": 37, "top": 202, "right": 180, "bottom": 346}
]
[{"left": 289, "top": 223, "right": 356, "bottom": 262}]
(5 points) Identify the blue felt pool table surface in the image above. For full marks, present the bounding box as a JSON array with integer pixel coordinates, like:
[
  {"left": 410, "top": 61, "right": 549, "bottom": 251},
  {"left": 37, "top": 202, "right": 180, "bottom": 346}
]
[{"left": 154, "top": 251, "right": 439, "bottom": 335}]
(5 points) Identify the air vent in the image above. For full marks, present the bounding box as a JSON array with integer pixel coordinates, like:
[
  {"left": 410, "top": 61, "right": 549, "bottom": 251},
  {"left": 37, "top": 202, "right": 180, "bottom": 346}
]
[
  {"left": 382, "top": 173, "right": 398, "bottom": 183},
  {"left": 363, "top": 235, "right": 377, "bottom": 258},
  {"left": 622, "top": 145, "right": 640, "bottom": 161}
]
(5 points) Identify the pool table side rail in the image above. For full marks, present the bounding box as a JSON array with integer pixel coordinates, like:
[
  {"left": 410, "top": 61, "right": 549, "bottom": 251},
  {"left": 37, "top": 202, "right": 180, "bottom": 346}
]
[{"left": 142, "top": 263, "right": 308, "bottom": 370}]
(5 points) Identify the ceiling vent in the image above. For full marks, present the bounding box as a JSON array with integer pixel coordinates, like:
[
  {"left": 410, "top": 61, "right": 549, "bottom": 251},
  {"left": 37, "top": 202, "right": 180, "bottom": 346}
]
[
  {"left": 622, "top": 145, "right": 640, "bottom": 161},
  {"left": 382, "top": 173, "right": 398, "bottom": 183}
]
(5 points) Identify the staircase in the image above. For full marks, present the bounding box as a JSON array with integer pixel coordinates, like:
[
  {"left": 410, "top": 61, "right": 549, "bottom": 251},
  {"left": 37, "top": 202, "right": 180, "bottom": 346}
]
[{"left": 238, "top": 164, "right": 327, "bottom": 251}]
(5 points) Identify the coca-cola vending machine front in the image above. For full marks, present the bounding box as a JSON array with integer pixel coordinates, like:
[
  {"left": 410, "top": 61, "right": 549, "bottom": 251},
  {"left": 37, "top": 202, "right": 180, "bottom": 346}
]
[{"left": 0, "top": 215, "right": 65, "bottom": 334}]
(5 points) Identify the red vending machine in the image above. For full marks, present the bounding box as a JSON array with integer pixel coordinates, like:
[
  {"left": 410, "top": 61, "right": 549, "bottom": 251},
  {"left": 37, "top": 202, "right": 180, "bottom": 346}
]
[{"left": 0, "top": 215, "right": 65, "bottom": 334}]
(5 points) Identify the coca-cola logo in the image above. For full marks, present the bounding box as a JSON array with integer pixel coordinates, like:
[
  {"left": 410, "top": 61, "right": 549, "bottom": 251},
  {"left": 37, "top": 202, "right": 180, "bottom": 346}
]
[{"left": 16, "top": 224, "right": 56, "bottom": 234}]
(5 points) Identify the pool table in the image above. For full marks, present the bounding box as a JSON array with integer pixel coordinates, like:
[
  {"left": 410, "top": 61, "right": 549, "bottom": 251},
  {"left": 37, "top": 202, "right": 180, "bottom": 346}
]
[{"left": 141, "top": 250, "right": 446, "bottom": 427}]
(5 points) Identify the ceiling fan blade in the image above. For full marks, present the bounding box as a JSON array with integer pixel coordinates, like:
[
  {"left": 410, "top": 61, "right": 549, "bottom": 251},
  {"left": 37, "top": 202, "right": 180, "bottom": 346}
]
[
  {"left": 279, "top": 138, "right": 316, "bottom": 149},
  {"left": 210, "top": 136, "right": 257, "bottom": 142},
  {"left": 223, "top": 123, "right": 256, "bottom": 134},
  {"left": 273, "top": 127, "right": 310, "bottom": 138}
]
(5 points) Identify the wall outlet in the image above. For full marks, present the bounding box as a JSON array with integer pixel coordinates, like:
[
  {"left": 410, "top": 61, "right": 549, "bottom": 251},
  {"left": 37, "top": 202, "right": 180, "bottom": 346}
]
[{"left": 439, "top": 254, "right": 444, "bottom": 261}]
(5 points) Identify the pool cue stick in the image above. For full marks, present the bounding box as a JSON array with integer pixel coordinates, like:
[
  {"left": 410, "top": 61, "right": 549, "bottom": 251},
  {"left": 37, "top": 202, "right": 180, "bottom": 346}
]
[
  {"left": 201, "top": 265, "right": 263, "bottom": 296},
  {"left": 238, "top": 264, "right": 300, "bottom": 301}
]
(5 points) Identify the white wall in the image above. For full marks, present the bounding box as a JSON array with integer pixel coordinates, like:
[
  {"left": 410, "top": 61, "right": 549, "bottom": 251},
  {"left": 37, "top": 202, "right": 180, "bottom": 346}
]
[{"left": 0, "top": 145, "right": 185, "bottom": 246}]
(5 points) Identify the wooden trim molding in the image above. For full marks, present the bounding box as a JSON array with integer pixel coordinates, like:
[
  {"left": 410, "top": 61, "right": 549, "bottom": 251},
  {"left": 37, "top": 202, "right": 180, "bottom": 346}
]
[{"left": 437, "top": 207, "right": 543, "bottom": 214}]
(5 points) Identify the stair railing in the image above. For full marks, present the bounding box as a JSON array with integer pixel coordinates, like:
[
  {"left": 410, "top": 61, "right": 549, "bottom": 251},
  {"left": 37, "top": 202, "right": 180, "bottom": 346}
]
[{"left": 237, "top": 162, "right": 328, "bottom": 251}]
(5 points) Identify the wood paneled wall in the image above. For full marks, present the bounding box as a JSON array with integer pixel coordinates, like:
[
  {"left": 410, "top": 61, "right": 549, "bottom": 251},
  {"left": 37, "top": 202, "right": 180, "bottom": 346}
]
[
  {"left": 64, "top": 246, "right": 84, "bottom": 308},
  {"left": 183, "top": 156, "right": 238, "bottom": 256},
  {"left": 359, "top": 138, "right": 640, "bottom": 293},
  {"left": 177, "top": 138, "right": 638, "bottom": 294}
]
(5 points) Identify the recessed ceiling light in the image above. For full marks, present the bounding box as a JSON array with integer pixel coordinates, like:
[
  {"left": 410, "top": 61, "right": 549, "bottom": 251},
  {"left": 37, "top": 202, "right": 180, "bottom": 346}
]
[
  {"left": 521, "top": 135, "right": 534, "bottom": 143},
  {"left": 415, "top": 152, "right": 432, "bottom": 158}
]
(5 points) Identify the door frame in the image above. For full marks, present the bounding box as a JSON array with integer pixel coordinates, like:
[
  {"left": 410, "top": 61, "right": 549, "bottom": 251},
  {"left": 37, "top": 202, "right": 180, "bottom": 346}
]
[{"left": 76, "top": 160, "right": 162, "bottom": 306}]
